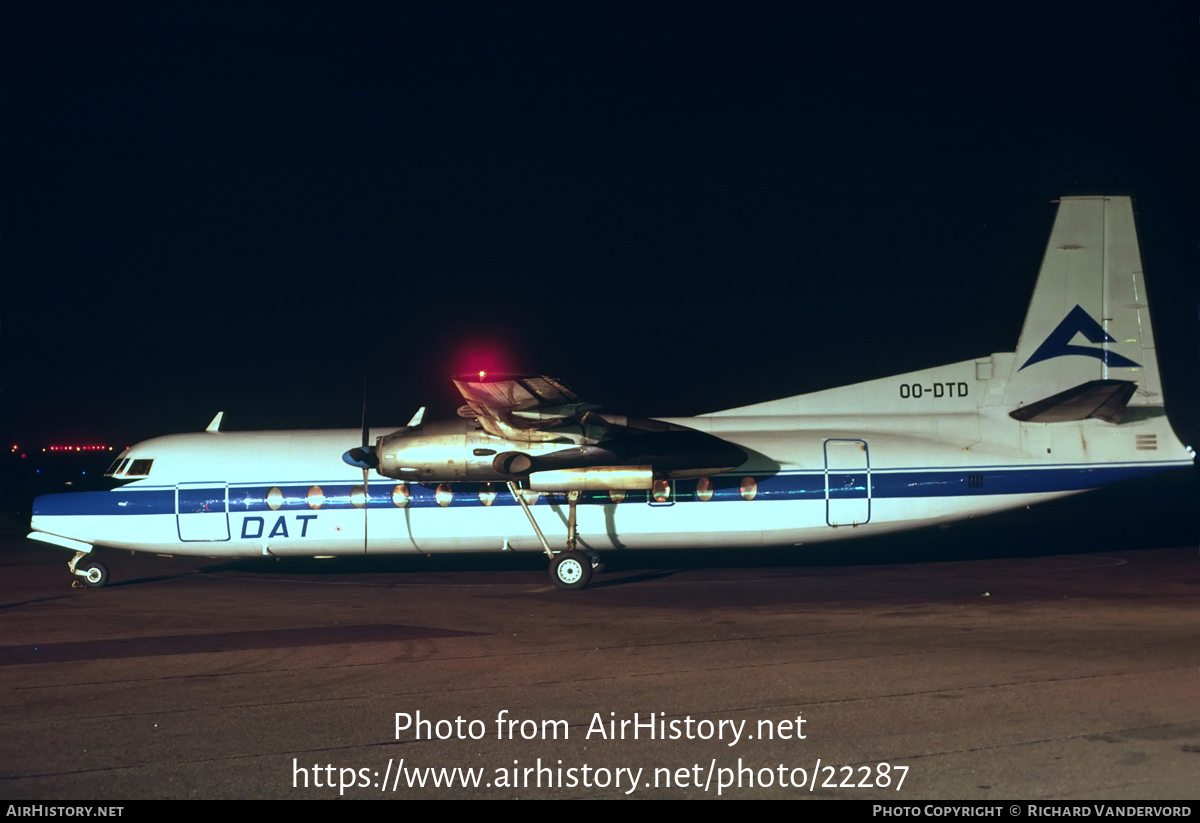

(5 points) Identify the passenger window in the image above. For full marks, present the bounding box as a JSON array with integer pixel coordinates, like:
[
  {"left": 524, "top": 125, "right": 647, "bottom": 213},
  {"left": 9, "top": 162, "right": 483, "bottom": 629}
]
[
  {"left": 649, "top": 478, "right": 674, "bottom": 506},
  {"left": 126, "top": 459, "right": 154, "bottom": 476}
]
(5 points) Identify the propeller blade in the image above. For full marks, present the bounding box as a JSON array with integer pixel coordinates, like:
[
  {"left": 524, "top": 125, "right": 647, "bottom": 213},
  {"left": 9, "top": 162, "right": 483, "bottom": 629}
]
[
  {"left": 360, "top": 373, "right": 369, "bottom": 554},
  {"left": 361, "top": 377, "right": 370, "bottom": 449}
]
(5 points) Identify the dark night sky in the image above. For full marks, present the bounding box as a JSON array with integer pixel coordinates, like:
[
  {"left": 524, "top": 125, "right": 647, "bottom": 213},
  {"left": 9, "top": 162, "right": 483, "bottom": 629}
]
[{"left": 3, "top": 2, "right": 1198, "bottom": 449}]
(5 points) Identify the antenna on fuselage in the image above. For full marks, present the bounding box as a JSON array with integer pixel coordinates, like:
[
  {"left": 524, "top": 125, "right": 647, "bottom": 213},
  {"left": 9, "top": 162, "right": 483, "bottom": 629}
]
[{"left": 205, "top": 412, "right": 224, "bottom": 432}]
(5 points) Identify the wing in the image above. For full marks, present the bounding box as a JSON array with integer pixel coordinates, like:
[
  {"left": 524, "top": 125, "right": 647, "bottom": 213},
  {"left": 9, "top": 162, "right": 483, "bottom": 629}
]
[
  {"left": 451, "top": 374, "right": 602, "bottom": 441},
  {"left": 450, "top": 373, "right": 748, "bottom": 476}
]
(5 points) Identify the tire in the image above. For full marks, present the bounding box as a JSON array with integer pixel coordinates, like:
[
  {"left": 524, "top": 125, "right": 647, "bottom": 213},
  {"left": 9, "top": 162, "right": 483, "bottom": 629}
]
[
  {"left": 549, "top": 550, "right": 592, "bottom": 590},
  {"left": 79, "top": 561, "right": 109, "bottom": 588}
]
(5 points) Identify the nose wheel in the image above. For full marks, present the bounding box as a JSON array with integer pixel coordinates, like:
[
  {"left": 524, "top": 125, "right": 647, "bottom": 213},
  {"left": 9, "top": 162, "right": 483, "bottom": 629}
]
[
  {"left": 68, "top": 551, "right": 109, "bottom": 588},
  {"left": 78, "top": 561, "right": 109, "bottom": 588}
]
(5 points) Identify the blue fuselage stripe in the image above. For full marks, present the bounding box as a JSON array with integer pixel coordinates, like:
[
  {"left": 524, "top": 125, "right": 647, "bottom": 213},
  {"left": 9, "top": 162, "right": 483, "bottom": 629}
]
[{"left": 30, "top": 462, "right": 1187, "bottom": 517}]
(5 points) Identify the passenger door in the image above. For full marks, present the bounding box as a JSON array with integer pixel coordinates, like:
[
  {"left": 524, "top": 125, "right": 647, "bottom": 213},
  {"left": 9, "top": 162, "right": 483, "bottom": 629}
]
[
  {"left": 824, "top": 440, "right": 871, "bottom": 526},
  {"left": 176, "top": 483, "right": 230, "bottom": 541}
]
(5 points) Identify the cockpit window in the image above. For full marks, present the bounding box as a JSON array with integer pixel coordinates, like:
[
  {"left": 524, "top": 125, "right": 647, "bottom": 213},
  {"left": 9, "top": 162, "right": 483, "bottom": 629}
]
[
  {"left": 104, "top": 454, "right": 130, "bottom": 476},
  {"left": 126, "top": 459, "right": 154, "bottom": 477}
]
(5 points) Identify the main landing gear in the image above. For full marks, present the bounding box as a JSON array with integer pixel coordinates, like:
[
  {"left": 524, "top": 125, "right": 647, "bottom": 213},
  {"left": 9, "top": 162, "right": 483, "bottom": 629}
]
[
  {"left": 550, "top": 550, "right": 592, "bottom": 590},
  {"left": 68, "top": 551, "right": 109, "bottom": 588},
  {"left": 507, "top": 483, "right": 600, "bottom": 590}
]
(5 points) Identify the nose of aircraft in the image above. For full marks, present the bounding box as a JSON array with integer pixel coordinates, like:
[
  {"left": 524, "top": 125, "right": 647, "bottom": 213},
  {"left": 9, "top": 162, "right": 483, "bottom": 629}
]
[{"left": 29, "top": 490, "right": 105, "bottom": 547}]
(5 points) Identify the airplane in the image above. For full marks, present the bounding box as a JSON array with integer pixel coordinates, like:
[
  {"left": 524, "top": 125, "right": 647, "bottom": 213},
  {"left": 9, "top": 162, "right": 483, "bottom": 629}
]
[{"left": 27, "top": 196, "right": 1196, "bottom": 590}]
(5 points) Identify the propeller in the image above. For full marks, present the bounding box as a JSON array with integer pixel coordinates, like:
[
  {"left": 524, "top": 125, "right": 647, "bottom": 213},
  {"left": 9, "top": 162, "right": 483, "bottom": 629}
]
[
  {"left": 341, "top": 405, "right": 425, "bottom": 469},
  {"left": 344, "top": 398, "right": 379, "bottom": 468},
  {"left": 360, "top": 378, "right": 369, "bottom": 554},
  {"left": 337, "top": 373, "right": 429, "bottom": 552}
]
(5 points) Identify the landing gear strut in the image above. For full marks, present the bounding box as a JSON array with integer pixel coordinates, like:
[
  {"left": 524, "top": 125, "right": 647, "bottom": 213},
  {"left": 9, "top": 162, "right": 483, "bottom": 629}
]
[{"left": 565, "top": 490, "right": 579, "bottom": 550}]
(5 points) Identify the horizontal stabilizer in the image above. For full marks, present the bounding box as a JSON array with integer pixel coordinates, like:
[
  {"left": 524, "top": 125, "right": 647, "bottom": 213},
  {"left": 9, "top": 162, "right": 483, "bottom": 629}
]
[{"left": 1009, "top": 380, "right": 1137, "bottom": 424}]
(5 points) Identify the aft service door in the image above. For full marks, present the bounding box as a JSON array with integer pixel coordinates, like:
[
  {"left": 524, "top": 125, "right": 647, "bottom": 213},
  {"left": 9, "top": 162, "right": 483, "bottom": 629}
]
[
  {"left": 824, "top": 439, "right": 870, "bottom": 526},
  {"left": 176, "top": 483, "right": 230, "bottom": 541}
]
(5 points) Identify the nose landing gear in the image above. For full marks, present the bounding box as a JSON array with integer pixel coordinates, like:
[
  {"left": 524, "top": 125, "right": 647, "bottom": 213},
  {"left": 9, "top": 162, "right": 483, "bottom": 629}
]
[{"left": 68, "top": 551, "right": 109, "bottom": 588}]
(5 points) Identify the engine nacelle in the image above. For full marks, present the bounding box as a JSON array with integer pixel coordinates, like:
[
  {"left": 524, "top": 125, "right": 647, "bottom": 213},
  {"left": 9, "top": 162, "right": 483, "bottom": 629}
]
[
  {"left": 374, "top": 419, "right": 513, "bottom": 481},
  {"left": 373, "top": 419, "right": 582, "bottom": 482},
  {"left": 371, "top": 415, "right": 747, "bottom": 484}
]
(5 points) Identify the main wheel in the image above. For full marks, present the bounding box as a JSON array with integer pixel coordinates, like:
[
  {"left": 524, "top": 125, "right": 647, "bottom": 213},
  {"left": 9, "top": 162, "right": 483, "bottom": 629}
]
[
  {"left": 549, "top": 550, "right": 592, "bottom": 590},
  {"left": 79, "top": 561, "right": 109, "bottom": 588}
]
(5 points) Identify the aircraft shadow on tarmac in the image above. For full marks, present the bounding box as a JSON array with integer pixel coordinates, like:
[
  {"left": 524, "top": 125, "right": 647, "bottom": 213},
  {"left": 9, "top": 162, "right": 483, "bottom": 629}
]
[{"left": 106, "top": 572, "right": 202, "bottom": 588}]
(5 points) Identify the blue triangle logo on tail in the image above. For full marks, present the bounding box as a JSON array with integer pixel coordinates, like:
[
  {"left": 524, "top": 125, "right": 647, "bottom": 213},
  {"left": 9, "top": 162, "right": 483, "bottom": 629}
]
[{"left": 1020, "top": 305, "right": 1142, "bottom": 371}]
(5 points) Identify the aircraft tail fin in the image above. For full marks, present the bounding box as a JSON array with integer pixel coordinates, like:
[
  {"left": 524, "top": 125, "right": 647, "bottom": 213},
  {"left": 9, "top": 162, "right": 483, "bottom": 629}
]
[{"left": 1005, "top": 196, "right": 1163, "bottom": 415}]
